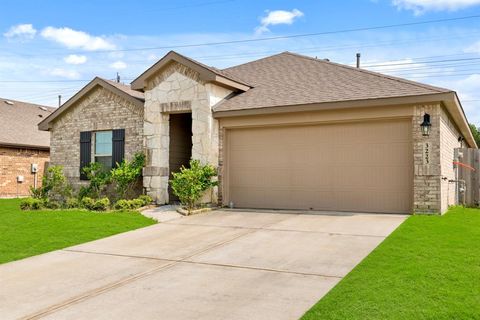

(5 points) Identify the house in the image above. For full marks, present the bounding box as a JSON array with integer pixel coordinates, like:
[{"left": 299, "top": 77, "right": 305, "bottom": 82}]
[
  {"left": 39, "top": 51, "right": 476, "bottom": 214},
  {"left": 0, "top": 98, "right": 54, "bottom": 197}
]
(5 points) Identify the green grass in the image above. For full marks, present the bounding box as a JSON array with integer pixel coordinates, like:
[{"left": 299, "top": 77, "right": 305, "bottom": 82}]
[
  {"left": 0, "top": 198, "right": 156, "bottom": 264},
  {"left": 303, "top": 206, "right": 480, "bottom": 320}
]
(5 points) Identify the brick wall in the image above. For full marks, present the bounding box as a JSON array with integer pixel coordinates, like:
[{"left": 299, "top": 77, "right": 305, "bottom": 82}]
[
  {"left": 0, "top": 146, "right": 49, "bottom": 197},
  {"left": 439, "top": 106, "right": 461, "bottom": 213},
  {"left": 412, "top": 104, "right": 442, "bottom": 214},
  {"left": 412, "top": 103, "right": 462, "bottom": 214},
  {"left": 50, "top": 86, "right": 144, "bottom": 189}
]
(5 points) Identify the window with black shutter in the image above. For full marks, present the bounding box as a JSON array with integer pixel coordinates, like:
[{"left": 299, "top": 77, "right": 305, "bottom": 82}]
[
  {"left": 112, "top": 129, "right": 125, "bottom": 168},
  {"left": 94, "top": 131, "right": 113, "bottom": 171},
  {"left": 79, "top": 131, "right": 92, "bottom": 180}
]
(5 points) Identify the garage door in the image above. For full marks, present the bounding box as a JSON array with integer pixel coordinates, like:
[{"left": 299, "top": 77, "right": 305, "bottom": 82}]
[{"left": 226, "top": 120, "right": 413, "bottom": 213}]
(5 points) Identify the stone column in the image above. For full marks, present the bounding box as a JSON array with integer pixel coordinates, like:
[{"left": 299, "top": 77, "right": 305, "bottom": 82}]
[{"left": 143, "top": 97, "right": 170, "bottom": 204}]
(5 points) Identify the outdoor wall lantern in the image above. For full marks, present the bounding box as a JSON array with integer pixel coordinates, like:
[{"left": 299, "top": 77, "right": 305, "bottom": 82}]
[{"left": 420, "top": 113, "right": 431, "bottom": 136}]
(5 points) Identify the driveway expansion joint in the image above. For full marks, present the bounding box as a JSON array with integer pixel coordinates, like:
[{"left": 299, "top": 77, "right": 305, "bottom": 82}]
[
  {"left": 63, "top": 248, "right": 343, "bottom": 279},
  {"left": 164, "top": 221, "right": 388, "bottom": 238},
  {"left": 24, "top": 215, "right": 295, "bottom": 319}
]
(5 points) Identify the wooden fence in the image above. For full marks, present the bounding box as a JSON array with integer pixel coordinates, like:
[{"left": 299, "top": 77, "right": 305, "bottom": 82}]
[{"left": 455, "top": 148, "right": 480, "bottom": 207}]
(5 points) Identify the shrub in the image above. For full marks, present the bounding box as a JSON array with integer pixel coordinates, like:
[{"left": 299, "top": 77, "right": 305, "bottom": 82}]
[
  {"left": 169, "top": 159, "right": 217, "bottom": 213},
  {"left": 130, "top": 198, "right": 144, "bottom": 209},
  {"left": 43, "top": 199, "right": 61, "bottom": 209},
  {"left": 113, "top": 197, "right": 145, "bottom": 211},
  {"left": 81, "top": 197, "right": 96, "bottom": 210},
  {"left": 81, "top": 162, "right": 112, "bottom": 199},
  {"left": 93, "top": 197, "right": 110, "bottom": 211},
  {"left": 30, "top": 165, "right": 72, "bottom": 204},
  {"left": 138, "top": 195, "right": 153, "bottom": 206},
  {"left": 113, "top": 199, "right": 130, "bottom": 210},
  {"left": 65, "top": 198, "right": 80, "bottom": 209},
  {"left": 20, "top": 198, "right": 44, "bottom": 210},
  {"left": 29, "top": 186, "right": 45, "bottom": 199},
  {"left": 111, "top": 152, "right": 145, "bottom": 200}
]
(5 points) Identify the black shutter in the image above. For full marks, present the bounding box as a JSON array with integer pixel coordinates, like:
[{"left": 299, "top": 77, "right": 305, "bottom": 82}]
[
  {"left": 112, "top": 129, "right": 125, "bottom": 168},
  {"left": 79, "top": 131, "right": 92, "bottom": 180}
]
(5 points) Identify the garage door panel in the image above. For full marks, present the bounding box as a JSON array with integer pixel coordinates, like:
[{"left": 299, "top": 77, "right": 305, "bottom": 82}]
[
  {"left": 227, "top": 120, "right": 412, "bottom": 214},
  {"left": 292, "top": 167, "right": 333, "bottom": 188},
  {"left": 290, "top": 190, "right": 335, "bottom": 210}
]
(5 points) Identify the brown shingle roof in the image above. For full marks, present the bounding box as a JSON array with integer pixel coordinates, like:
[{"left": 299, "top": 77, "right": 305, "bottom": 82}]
[
  {"left": 0, "top": 98, "right": 54, "bottom": 149},
  {"left": 177, "top": 53, "right": 251, "bottom": 87},
  {"left": 101, "top": 78, "right": 145, "bottom": 101},
  {"left": 214, "top": 52, "right": 451, "bottom": 112}
]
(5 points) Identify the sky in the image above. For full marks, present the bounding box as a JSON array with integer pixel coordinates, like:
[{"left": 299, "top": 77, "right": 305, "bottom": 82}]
[{"left": 1, "top": 0, "right": 480, "bottom": 124}]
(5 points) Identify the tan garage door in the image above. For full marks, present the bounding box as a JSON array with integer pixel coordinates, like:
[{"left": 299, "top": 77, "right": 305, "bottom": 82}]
[{"left": 226, "top": 120, "right": 413, "bottom": 213}]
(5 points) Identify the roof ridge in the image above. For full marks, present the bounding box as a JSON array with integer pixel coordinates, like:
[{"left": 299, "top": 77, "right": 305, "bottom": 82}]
[
  {"left": 0, "top": 97, "right": 54, "bottom": 110},
  {"left": 98, "top": 77, "right": 132, "bottom": 88},
  {"left": 223, "top": 51, "right": 286, "bottom": 71},
  {"left": 281, "top": 51, "right": 451, "bottom": 94}
]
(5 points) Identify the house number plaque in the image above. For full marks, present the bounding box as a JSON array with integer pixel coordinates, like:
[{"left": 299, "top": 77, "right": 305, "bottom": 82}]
[{"left": 423, "top": 142, "right": 430, "bottom": 164}]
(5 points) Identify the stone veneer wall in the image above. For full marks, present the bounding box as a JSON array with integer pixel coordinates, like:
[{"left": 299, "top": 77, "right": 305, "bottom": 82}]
[
  {"left": 50, "top": 86, "right": 144, "bottom": 189},
  {"left": 0, "top": 147, "right": 49, "bottom": 197},
  {"left": 143, "top": 61, "right": 233, "bottom": 204},
  {"left": 439, "top": 106, "right": 462, "bottom": 213},
  {"left": 412, "top": 103, "right": 443, "bottom": 214}
]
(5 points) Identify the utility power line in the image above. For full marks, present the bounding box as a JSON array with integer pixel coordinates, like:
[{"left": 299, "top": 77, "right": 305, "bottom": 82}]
[
  {"left": 3, "top": 14, "right": 480, "bottom": 57},
  {"left": 364, "top": 57, "right": 480, "bottom": 68}
]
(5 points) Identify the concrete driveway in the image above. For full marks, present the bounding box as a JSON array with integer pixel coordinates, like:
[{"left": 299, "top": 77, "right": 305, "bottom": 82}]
[{"left": 0, "top": 209, "right": 406, "bottom": 320}]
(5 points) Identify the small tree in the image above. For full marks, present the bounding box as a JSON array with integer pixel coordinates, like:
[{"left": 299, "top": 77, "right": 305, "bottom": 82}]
[
  {"left": 31, "top": 165, "right": 72, "bottom": 203},
  {"left": 80, "top": 162, "right": 111, "bottom": 199},
  {"left": 170, "top": 159, "right": 217, "bottom": 213},
  {"left": 111, "top": 152, "right": 145, "bottom": 200},
  {"left": 469, "top": 123, "right": 480, "bottom": 147}
]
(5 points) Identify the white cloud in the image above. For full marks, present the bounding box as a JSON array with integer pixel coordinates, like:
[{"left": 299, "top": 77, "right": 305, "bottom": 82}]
[
  {"left": 49, "top": 68, "right": 81, "bottom": 79},
  {"left": 3, "top": 24, "right": 37, "bottom": 40},
  {"left": 110, "top": 61, "right": 127, "bottom": 70},
  {"left": 64, "top": 54, "right": 87, "bottom": 65},
  {"left": 41, "top": 26, "right": 115, "bottom": 51},
  {"left": 148, "top": 53, "right": 159, "bottom": 61},
  {"left": 255, "top": 9, "right": 304, "bottom": 35},
  {"left": 392, "top": 0, "right": 480, "bottom": 14},
  {"left": 465, "top": 40, "right": 480, "bottom": 54}
]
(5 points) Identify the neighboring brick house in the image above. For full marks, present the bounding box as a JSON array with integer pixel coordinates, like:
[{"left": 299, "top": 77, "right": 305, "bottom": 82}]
[
  {"left": 0, "top": 98, "right": 54, "bottom": 197},
  {"left": 39, "top": 51, "right": 476, "bottom": 214}
]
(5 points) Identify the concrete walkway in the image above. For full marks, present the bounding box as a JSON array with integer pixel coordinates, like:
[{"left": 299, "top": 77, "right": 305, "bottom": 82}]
[{"left": 0, "top": 210, "right": 406, "bottom": 320}]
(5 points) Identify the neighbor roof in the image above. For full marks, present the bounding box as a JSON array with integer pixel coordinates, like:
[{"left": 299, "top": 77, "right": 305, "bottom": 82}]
[
  {"left": 215, "top": 51, "right": 451, "bottom": 113},
  {"left": 39, "top": 77, "right": 144, "bottom": 131},
  {"left": 131, "top": 51, "right": 251, "bottom": 91},
  {"left": 0, "top": 98, "right": 54, "bottom": 149}
]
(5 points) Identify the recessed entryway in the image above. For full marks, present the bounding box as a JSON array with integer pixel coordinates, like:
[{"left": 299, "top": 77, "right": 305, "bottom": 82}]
[{"left": 168, "top": 113, "right": 192, "bottom": 203}]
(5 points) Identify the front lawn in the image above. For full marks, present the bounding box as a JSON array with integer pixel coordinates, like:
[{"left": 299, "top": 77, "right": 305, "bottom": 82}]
[
  {"left": 303, "top": 206, "right": 480, "bottom": 320},
  {"left": 0, "top": 198, "right": 155, "bottom": 264}
]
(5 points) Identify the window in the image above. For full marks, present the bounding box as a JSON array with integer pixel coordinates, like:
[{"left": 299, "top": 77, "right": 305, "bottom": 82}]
[{"left": 94, "top": 131, "right": 112, "bottom": 170}]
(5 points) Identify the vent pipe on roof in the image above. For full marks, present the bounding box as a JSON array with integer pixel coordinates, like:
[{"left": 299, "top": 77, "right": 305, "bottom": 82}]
[
  {"left": 58, "top": 95, "right": 62, "bottom": 107},
  {"left": 356, "top": 53, "right": 361, "bottom": 68}
]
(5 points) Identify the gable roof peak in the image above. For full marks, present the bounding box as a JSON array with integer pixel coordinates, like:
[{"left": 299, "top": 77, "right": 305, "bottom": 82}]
[
  {"left": 130, "top": 51, "right": 251, "bottom": 91},
  {"left": 38, "top": 77, "right": 144, "bottom": 131}
]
